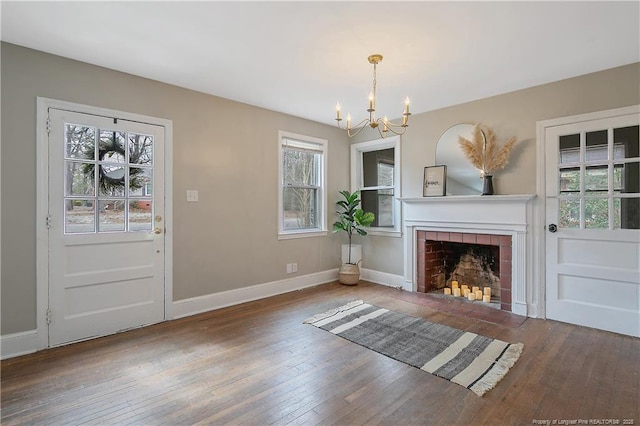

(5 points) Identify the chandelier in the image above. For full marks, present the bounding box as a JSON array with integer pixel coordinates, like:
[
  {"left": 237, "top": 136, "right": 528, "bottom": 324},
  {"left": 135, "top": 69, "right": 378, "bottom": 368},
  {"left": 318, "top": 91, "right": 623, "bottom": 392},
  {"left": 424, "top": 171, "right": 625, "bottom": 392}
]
[{"left": 335, "top": 54, "right": 411, "bottom": 138}]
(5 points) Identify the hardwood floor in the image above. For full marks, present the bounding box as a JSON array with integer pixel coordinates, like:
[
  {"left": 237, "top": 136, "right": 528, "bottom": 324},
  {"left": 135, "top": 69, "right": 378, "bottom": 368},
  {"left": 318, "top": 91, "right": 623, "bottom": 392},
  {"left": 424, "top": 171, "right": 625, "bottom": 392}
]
[{"left": 2, "top": 281, "right": 639, "bottom": 425}]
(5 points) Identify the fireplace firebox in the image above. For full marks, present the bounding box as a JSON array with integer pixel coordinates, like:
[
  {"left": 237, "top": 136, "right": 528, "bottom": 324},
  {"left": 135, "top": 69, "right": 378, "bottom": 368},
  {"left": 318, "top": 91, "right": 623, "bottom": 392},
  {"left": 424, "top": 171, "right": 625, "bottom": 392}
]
[{"left": 416, "top": 231, "right": 512, "bottom": 311}]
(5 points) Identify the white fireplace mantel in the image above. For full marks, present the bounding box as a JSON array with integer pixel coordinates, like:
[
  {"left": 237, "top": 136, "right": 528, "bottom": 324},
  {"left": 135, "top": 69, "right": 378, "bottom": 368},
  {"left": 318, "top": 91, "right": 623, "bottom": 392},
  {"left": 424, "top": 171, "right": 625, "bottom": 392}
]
[{"left": 400, "top": 194, "right": 536, "bottom": 316}]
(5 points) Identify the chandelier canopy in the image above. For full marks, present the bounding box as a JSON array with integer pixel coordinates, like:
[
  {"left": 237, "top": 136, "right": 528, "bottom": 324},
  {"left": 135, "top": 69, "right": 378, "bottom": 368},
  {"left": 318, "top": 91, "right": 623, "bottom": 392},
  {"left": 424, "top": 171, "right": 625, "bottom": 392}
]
[{"left": 335, "top": 54, "right": 411, "bottom": 138}]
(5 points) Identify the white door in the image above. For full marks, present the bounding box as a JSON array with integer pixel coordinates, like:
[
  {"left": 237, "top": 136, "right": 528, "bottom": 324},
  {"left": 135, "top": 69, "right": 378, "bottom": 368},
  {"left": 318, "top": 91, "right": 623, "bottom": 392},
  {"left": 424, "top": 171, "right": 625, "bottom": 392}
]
[
  {"left": 48, "top": 108, "right": 166, "bottom": 346},
  {"left": 545, "top": 112, "right": 639, "bottom": 337}
]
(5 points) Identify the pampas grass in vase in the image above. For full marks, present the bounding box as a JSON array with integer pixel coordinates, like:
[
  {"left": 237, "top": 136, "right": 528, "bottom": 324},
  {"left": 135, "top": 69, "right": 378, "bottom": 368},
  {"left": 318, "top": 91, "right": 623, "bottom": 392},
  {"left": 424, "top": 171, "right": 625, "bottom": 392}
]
[{"left": 458, "top": 124, "right": 518, "bottom": 195}]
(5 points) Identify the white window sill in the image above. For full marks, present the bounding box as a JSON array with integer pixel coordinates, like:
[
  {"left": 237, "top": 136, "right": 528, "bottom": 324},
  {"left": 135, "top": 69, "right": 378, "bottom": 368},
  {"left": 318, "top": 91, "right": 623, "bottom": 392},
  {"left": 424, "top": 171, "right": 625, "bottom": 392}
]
[
  {"left": 278, "top": 230, "right": 328, "bottom": 240},
  {"left": 366, "top": 229, "right": 402, "bottom": 238}
]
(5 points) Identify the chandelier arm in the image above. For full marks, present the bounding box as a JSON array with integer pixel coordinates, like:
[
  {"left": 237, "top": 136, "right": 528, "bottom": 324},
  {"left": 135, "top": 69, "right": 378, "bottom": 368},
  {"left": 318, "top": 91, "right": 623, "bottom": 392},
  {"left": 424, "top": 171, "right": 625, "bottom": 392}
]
[{"left": 375, "top": 117, "right": 409, "bottom": 129}]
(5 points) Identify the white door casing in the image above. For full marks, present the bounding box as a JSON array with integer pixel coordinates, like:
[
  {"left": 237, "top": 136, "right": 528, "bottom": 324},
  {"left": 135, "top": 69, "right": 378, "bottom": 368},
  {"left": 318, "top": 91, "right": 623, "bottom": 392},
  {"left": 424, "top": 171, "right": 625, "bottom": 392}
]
[
  {"left": 542, "top": 108, "right": 640, "bottom": 337},
  {"left": 36, "top": 98, "right": 173, "bottom": 348}
]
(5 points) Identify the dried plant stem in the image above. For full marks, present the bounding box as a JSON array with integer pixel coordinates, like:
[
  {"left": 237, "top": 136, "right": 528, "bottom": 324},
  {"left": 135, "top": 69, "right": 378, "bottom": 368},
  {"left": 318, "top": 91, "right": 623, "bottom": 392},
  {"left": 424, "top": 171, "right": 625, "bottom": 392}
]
[{"left": 458, "top": 124, "right": 517, "bottom": 175}]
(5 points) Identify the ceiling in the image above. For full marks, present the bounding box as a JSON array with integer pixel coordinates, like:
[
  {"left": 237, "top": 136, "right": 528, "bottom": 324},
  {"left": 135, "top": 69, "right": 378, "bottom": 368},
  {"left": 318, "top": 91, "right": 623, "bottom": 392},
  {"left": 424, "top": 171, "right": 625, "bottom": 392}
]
[{"left": 2, "top": 1, "right": 639, "bottom": 126}]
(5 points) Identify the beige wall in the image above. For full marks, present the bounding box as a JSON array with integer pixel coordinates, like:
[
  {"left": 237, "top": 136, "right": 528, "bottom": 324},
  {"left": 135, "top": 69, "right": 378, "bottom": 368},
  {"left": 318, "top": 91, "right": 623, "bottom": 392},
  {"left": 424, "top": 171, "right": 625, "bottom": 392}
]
[
  {"left": 355, "top": 62, "right": 640, "bottom": 276},
  {"left": 1, "top": 43, "right": 350, "bottom": 334}
]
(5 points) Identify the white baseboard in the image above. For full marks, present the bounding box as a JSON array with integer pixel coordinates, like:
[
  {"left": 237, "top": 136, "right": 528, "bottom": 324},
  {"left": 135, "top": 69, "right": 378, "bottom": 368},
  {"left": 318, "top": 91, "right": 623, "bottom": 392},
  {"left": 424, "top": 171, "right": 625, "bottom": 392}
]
[
  {"left": 172, "top": 269, "right": 339, "bottom": 319},
  {"left": 1, "top": 329, "right": 42, "bottom": 360},
  {"left": 360, "top": 268, "right": 410, "bottom": 291}
]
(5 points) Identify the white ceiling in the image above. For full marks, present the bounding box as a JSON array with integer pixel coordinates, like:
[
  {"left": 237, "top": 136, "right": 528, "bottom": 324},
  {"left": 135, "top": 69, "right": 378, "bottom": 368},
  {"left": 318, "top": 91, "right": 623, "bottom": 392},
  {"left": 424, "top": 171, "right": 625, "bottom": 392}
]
[{"left": 2, "top": 1, "right": 639, "bottom": 126}]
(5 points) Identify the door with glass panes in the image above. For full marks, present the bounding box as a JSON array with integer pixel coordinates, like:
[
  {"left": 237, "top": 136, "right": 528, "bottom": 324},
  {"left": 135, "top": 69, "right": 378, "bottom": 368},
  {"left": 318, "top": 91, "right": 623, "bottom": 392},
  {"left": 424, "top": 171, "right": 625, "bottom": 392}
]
[
  {"left": 545, "top": 111, "right": 639, "bottom": 337},
  {"left": 48, "top": 108, "right": 165, "bottom": 346}
]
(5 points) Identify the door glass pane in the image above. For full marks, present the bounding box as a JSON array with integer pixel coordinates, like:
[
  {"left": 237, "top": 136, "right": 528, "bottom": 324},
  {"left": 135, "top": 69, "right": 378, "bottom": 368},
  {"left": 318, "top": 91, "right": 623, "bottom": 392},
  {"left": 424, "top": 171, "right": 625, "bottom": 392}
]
[
  {"left": 99, "top": 164, "right": 125, "bottom": 197},
  {"left": 99, "top": 130, "right": 126, "bottom": 161},
  {"left": 585, "top": 166, "right": 608, "bottom": 192},
  {"left": 65, "top": 199, "right": 95, "bottom": 233},
  {"left": 282, "top": 187, "right": 317, "bottom": 230},
  {"left": 584, "top": 198, "right": 609, "bottom": 229},
  {"left": 585, "top": 130, "right": 608, "bottom": 162},
  {"left": 65, "top": 161, "right": 95, "bottom": 196},
  {"left": 99, "top": 199, "right": 125, "bottom": 232},
  {"left": 129, "top": 167, "right": 152, "bottom": 197},
  {"left": 559, "top": 134, "right": 580, "bottom": 164},
  {"left": 559, "top": 198, "right": 580, "bottom": 228},
  {"left": 613, "top": 125, "right": 639, "bottom": 160},
  {"left": 129, "top": 200, "right": 153, "bottom": 231},
  {"left": 559, "top": 168, "right": 580, "bottom": 192},
  {"left": 129, "top": 133, "right": 153, "bottom": 165},
  {"left": 616, "top": 197, "right": 640, "bottom": 229},
  {"left": 65, "top": 124, "right": 95, "bottom": 160}
]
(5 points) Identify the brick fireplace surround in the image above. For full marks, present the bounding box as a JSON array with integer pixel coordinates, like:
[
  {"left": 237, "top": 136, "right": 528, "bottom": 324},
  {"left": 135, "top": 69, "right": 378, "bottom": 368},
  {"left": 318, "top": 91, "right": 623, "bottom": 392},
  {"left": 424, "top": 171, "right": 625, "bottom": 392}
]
[
  {"left": 401, "top": 194, "right": 536, "bottom": 317},
  {"left": 416, "top": 230, "right": 513, "bottom": 311}
]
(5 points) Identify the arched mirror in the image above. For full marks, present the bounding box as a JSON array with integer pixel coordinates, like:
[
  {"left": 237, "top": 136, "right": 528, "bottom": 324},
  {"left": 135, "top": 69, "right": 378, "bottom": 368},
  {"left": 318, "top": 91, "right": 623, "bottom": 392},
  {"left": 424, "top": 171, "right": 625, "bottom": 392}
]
[{"left": 436, "top": 124, "right": 482, "bottom": 195}]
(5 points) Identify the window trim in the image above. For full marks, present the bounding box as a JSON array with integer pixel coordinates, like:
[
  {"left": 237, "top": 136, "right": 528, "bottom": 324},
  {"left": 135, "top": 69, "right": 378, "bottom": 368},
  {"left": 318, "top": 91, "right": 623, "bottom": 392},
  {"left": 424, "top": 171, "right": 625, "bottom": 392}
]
[
  {"left": 350, "top": 136, "right": 402, "bottom": 237},
  {"left": 278, "top": 130, "right": 328, "bottom": 240}
]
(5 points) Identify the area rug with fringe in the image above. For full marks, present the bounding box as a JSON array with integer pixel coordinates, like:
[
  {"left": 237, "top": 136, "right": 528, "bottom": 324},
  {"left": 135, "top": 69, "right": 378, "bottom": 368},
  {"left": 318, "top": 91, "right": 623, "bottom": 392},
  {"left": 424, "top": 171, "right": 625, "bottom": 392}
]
[{"left": 304, "top": 300, "right": 523, "bottom": 397}]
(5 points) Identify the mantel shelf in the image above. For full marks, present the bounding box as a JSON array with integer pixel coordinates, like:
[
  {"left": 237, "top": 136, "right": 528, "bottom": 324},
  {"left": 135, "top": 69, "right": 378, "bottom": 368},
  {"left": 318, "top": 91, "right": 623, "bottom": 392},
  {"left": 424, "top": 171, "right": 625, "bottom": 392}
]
[{"left": 399, "top": 194, "right": 536, "bottom": 204}]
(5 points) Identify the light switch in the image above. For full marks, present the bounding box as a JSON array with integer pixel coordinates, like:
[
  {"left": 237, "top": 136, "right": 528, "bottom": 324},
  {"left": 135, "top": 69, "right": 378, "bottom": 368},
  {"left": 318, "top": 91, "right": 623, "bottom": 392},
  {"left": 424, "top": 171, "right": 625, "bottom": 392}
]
[{"left": 186, "top": 190, "right": 199, "bottom": 202}]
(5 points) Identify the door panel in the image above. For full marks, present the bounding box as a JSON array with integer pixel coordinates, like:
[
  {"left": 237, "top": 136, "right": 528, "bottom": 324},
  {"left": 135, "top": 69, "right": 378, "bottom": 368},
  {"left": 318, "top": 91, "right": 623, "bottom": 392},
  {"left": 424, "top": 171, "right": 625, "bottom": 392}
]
[
  {"left": 545, "top": 113, "right": 640, "bottom": 337},
  {"left": 48, "top": 109, "right": 165, "bottom": 346}
]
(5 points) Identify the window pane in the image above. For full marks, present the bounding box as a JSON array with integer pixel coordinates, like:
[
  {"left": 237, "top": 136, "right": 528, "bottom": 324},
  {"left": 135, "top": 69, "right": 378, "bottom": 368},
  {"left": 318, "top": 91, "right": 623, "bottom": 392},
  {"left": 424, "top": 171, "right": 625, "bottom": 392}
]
[
  {"left": 99, "top": 199, "right": 125, "bottom": 232},
  {"left": 617, "top": 161, "right": 639, "bottom": 194},
  {"left": 585, "top": 130, "right": 608, "bottom": 162},
  {"left": 65, "top": 161, "right": 95, "bottom": 196},
  {"left": 283, "top": 187, "right": 317, "bottom": 230},
  {"left": 559, "top": 134, "right": 580, "bottom": 164},
  {"left": 65, "top": 124, "right": 95, "bottom": 160},
  {"left": 361, "top": 188, "right": 394, "bottom": 227},
  {"left": 99, "top": 130, "right": 126, "bottom": 162},
  {"left": 559, "top": 198, "right": 580, "bottom": 228},
  {"left": 559, "top": 168, "right": 580, "bottom": 192},
  {"left": 129, "top": 167, "right": 152, "bottom": 197},
  {"left": 585, "top": 166, "right": 608, "bottom": 191},
  {"left": 99, "top": 164, "right": 125, "bottom": 197},
  {"left": 362, "top": 148, "right": 394, "bottom": 187},
  {"left": 65, "top": 199, "right": 95, "bottom": 234},
  {"left": 616, "top": 197, "right": 640, "bottom": 229},
  {"left": 283, "top": 149, "right": 318, "bottom": 186},
  {"left": 129, "top": 200, "right": 153, "bottom": 232},
  {"left": 129, "top": 133, "right": 153, "bottom": 165},
  {"left": 585, "top": 198, "right": 609, "bottom": 229},
  {"left": 613, "top": 125, "right": 639, "bottom": 160}
]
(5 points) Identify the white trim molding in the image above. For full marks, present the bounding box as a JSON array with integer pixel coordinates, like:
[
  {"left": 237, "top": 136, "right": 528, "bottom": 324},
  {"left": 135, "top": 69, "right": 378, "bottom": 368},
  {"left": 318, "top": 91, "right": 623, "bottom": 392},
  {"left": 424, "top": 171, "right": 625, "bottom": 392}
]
[
  {"left": 172, "top": 269, "right": 338, "bottom": 319},
  {"left": 360, "top": 268, "right": 408, "bottom": 290},
  {"left": 1, "top": 330, "right": 41, "bottom": 360}
]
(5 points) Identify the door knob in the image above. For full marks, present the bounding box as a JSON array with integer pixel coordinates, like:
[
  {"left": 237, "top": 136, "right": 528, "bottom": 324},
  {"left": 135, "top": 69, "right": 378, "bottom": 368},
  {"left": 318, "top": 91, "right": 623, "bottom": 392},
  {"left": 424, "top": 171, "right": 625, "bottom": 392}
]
[
  {"left": 548, "top": 224, "right": 558, "bottom": 233},
  {"left": 153, "top": 227, "right": 163, "bottom": 234}
]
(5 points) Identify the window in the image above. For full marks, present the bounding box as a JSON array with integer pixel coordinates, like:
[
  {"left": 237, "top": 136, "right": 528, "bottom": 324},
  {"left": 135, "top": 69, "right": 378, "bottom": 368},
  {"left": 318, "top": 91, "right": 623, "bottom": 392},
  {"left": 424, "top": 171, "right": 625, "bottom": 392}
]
[
  {"left": 278, "top": 131, "right": 327, "bottom": 239},
  {"left": 558, "top": 125, "right": 639, "bottom": 229},
  {"left": 351, "top": 136, "right": 401, "bottom": 236}
]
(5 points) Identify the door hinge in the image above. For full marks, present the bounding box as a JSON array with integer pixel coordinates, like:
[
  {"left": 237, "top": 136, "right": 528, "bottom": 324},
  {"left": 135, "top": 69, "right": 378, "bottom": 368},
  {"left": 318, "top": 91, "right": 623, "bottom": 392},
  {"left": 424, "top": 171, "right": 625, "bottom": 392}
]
[
  {"left": 46, "top": 214, "right": 52, "bottom": 229},
  {"left": 46, "top": 308, "right": 52, "bottom": 325},
  {"left": 46, "top": 117, "right": 51, "bottom": 135}
]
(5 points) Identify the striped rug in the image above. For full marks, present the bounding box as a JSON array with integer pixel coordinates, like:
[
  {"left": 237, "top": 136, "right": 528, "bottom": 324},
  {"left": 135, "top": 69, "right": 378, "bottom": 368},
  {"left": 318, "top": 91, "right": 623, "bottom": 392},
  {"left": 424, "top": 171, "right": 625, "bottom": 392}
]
[{"left": 304, "top": 300, "right": 523, "bottom": 396}]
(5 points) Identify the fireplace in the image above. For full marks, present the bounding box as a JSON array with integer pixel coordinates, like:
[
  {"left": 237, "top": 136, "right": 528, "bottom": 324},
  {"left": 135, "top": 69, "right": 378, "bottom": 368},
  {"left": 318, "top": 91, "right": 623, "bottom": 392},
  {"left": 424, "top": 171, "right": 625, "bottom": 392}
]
[
  {"left": 416, "top": 231, "right": 512, "bottom": 311},
  {"left": 400, "top": 194, "right": 536, "bottom": 317}
]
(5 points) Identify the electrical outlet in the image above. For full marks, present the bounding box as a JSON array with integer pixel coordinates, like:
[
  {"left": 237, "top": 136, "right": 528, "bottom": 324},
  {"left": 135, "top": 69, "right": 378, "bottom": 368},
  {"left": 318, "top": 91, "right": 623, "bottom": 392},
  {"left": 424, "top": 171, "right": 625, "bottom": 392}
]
[
  {"left": 292, "top": 263, "right": 298, "bottom": 273},
  {"left": 286, "top": 263, "right": 293, "bottom": 274}
]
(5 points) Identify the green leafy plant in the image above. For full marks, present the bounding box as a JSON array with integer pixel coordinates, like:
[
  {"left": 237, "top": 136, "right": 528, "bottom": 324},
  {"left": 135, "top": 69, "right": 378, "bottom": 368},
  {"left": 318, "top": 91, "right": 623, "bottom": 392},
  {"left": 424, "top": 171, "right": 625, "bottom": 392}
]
[{"left": 333, "top": 190, "right": 375, "bottom": 264}]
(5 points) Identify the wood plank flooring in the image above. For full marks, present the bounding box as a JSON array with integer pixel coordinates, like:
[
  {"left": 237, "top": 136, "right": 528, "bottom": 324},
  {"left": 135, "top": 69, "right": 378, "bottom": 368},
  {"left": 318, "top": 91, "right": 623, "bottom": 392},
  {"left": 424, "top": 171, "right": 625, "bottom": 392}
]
[{"left": 2, "top": 281, "right": 639, "bottom": 425}]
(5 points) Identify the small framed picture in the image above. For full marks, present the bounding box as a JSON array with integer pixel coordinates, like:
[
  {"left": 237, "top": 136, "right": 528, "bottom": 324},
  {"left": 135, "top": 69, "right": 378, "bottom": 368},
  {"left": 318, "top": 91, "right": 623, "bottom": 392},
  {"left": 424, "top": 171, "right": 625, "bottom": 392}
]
[{"left": 423, "top": 165, "right": 447, "bottom": 197}]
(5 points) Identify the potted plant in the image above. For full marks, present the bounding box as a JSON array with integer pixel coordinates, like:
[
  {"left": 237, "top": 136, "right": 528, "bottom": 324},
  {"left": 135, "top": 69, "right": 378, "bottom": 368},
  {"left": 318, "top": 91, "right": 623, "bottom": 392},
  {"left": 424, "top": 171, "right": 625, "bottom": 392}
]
[{"left": 333, "top": 190, "right": 375, "bottom": 285}]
